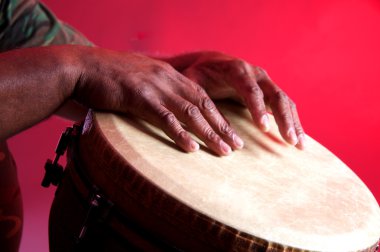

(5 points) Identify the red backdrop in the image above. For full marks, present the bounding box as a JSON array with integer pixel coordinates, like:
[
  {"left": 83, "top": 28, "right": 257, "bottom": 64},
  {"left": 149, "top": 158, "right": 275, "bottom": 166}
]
[{"left": 7, "top": 0, "right": 379, "bottom": 251}]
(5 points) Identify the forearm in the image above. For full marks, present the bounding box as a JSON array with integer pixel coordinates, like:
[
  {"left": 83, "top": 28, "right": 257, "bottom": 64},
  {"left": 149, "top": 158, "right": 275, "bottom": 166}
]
[{"left": 0, "top": 45, "right": 82, "bottom": 140}]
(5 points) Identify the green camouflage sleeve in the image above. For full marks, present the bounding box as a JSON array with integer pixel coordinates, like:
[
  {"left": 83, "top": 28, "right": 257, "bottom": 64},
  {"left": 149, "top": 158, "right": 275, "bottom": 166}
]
[{"left": 0, "top": 0, "right": 92, "bottom": 52}]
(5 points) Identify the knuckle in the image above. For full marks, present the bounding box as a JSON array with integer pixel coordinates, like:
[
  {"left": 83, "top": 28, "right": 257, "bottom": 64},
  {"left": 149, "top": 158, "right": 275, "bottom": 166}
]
[
  {"left": 276, "top": 109, "right": 293, "bottom": 125},
  {"left": 272, "top": 90, "right": 288, "bottom": 103},
  {"left": 295, "top": 124, "right": 304, "bottom": 134},
  {"left": 199, "top": 96, "right": 215, "bottom": 111},
  {"left": 204, "top": 128, "right": 219, "bottom": 142},
  {"left": 244, "top": 84, "right": 264, "bottom": 98},
  {"left": 178, "top": 130, "right": 189, "bottom": 141},
  {"left": 150, "top": 63, "right": 171, "bottom": 78},
  {"left": 184, "top": 104, "right": 201, "bottom": 118},
  {"left": 195, "top": 84, "right": 207, "bottom": 95},
  {"left": 232, "top": 59, "right": 248, "bottom": 69},
  {"left": 277, "top": 106, "right": 293, "bottom": 123},
  {"left": 289, "top": 100, "right": 297, "bottom": 109},
  {"left": 159, "top": 111, "right": 177, "bottom": 126},
  {"left": 254, "top": 66, "right": 268, "bottom": 79},
  {"left": 220, "top": 123, "right": 234, "bottom": 137},
  {"left": 279, "top": 109, "right": 291, "bottom": 120},
  {"left": 133, "top": 85, "right": 152, "bottom": 98},
  {"left": 174, "top": 72, "right": 188, "bottom": 83},
  {"left": 128, "top": 85, "right": 153, "bottom": 108},
  {"left": 231, "top": 59, "right": 250, "bottom": 76}
]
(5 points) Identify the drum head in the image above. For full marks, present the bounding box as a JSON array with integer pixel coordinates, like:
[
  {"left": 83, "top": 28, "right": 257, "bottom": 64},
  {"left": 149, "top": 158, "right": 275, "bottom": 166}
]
[{"left": 85, "top": 102, "right": 380, "bottom": 251}]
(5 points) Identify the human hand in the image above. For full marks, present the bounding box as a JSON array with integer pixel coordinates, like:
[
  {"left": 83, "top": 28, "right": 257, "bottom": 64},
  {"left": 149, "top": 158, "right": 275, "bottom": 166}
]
[
  {"left": 180, "top": 52, "right": 306, "bottom": 149},
  {"left": 74, "top": 48, "right": 244, "bottom": 155}
]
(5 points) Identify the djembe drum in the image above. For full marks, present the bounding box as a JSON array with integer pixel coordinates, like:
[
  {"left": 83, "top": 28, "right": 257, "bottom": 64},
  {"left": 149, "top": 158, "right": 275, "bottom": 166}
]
[{"left": 48, "top": 102, "right": 380, "bottom": 251}]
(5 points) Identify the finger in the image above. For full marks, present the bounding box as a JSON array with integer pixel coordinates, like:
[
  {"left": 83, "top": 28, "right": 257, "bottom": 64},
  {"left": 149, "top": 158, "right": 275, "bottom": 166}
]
[
  {"left": 256, "top": 71, "right": 306, "bottom": 146},
  {"left": 221, "top": 61, "right": 269, "bottom": 130},
  {"left": 268, "top": 90, "right": 298, "bottom": 145},
  {"left": 164, "top": 95, "right": 232, "bottom": 156},
  {"left": 233, "top": 74, "right": 270, "bottom": 132},
  {"left": 179, "top": 83, "right": 244, "bottom": 150},
  {"left": 143, "top": 103, "right": 200, "bottom": 153},
  {"left": 290, "top": 101, "right": 307, "bottom": 149}
]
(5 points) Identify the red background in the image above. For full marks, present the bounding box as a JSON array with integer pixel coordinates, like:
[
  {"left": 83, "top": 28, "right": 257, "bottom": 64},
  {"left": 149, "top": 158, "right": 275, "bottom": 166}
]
[{"left": 7, "top": 0, "right": 379, "bottom": 251}]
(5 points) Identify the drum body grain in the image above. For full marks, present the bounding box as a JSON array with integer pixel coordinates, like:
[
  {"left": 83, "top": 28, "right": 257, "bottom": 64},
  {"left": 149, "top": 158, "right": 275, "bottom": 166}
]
[{"left": 49, "top": 102, "right": 380, "bottom": 252}]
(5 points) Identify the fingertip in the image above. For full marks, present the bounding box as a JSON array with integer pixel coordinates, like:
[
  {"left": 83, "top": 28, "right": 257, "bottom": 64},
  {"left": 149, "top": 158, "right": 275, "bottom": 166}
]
[
  {"left": 233, "top": 134, "right": 244, "bottom": 149},
  {"left": 177, "top": 131, "right": 199, "bottom": 153},
  {"left": 190, "top": 140, "right": 200, "bottom": 152},
  {"left": 220, "top": 141, "right": 232, "bottom": 155},
  {"left": 287, "top": 128, "right": 298, "bottom": 145},
  {"left": 296, "top": 134, "right": 307, "bottom": 150},
  {"left": 260, "top": 114, "right": 270, "bottom": 132}
]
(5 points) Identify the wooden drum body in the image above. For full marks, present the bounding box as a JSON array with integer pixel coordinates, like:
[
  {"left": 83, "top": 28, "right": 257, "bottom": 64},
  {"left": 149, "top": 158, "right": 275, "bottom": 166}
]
[{"left": 49, "top": 102, "right": 380, "bottom": 251}]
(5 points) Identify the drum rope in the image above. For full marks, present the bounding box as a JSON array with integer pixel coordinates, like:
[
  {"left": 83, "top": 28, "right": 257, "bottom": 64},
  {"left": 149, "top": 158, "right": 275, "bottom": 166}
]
[{"left": 43, "top": 124, "right": 183, "bottom": 251}]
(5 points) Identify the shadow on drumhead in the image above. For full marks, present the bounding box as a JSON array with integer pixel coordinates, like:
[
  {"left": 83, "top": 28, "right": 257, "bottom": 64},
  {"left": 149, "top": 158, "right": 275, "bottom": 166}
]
[
  {"left": 116, "top": 101, "right": 289, "bottom": 159},
  {"left": 216, "top": 101, "right": 285, "bottom": 157},
  {"left": 123, "top": 116, "right": 283, "bottom": 157},
  {"left": 120, "top": 116, "right": 185, "bottom": 152}
]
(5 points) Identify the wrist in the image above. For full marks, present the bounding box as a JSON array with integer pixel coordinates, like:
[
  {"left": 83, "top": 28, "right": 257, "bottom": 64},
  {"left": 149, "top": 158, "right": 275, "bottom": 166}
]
[{"left": 56, "top": 45, "right": 91, "bottom": 98}]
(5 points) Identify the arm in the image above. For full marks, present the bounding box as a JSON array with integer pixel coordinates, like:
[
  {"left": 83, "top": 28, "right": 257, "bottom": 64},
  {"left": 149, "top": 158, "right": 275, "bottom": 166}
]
[
  {"left": 0, "top": 46, "right": 80, "bottom": 139},
  {"left": 0, "top": 0, "right": 93, "bottom": 122},
  {"left": 0, "top": 45, "right": 242, "bottom": 156}
]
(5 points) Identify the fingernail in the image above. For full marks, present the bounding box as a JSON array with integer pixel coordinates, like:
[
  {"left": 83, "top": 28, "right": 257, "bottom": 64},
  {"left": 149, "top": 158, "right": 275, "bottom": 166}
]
[
  {"left": 220, "top": 141, "right": 232, "bottom": 155},
  {"left": 190, "top": 141, "right": 200, "bottom": 151},
  {"left": 234, "top": 135, "right": 244, "bottom": 149},
  {"left": 261, "top": 114, "right": 270, "bottom": 132},
  {"left": 287, "top": 128, "right": 298, "bottom": 145},
  {"left": 298, "top": 134, "right": 307, "bottom": 149}
]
